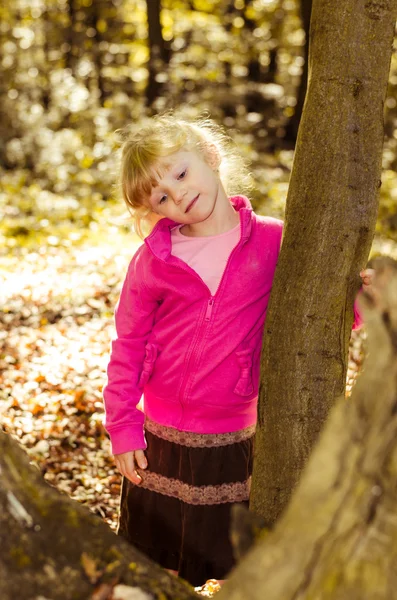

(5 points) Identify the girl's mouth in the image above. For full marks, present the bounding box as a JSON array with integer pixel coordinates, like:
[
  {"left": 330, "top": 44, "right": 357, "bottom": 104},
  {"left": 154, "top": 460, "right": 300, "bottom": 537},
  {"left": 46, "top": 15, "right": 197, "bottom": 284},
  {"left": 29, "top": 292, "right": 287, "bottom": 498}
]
[{"left": 185, "top": 194, "right": 199, "bottom": 213}]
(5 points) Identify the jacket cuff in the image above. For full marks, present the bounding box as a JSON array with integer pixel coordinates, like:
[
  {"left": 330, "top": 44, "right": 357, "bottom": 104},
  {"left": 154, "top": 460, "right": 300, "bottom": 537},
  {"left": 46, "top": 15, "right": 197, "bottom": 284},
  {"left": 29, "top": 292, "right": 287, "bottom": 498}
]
[
  {"left": 352, "top": 293, "right": 364, "bottom": 330},
  {"left": 109, "top": 426, "right": 147, "bottom": 455}
]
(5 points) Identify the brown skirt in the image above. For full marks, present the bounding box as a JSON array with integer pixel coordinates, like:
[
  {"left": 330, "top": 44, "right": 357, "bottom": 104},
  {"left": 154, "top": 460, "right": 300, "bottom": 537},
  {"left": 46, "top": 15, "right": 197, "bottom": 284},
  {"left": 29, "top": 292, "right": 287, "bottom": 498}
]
[{"left": 117, "top": 418, "right": 255, "bottom": 586}]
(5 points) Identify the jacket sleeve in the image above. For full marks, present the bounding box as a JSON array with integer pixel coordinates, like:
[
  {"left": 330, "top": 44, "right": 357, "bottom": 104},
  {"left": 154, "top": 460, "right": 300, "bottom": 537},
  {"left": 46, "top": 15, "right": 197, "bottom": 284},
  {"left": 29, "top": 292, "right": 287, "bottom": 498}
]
[{"left": 103, "top": 246, "right": 159, "bottom": 454}]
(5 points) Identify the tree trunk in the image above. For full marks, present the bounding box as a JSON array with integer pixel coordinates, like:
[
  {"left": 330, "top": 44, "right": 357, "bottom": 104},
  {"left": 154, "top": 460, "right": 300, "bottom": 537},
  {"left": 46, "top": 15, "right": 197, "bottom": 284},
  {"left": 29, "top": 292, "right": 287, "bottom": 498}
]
[
  {"left": 0, "top": 431, "right": 198, "bottom": 600},
  {"left": 219, "top": 259, "right": 397, "bottom": 598},
  {"left": 250, "top": 0, "right": 397, "bottom": 525}
]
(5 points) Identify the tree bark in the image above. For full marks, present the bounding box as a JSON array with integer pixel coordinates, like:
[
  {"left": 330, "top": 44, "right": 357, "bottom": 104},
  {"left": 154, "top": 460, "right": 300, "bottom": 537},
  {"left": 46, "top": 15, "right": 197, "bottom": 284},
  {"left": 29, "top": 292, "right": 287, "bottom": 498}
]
[
  {"left": 0, "top": 431, "right": 198, "bottom": 600},
  {"left": 250, "top": 0, "right": 397, "bottom": 525},
  {"left": 219, "top": 260, "right": 397, "bottom": 598}
]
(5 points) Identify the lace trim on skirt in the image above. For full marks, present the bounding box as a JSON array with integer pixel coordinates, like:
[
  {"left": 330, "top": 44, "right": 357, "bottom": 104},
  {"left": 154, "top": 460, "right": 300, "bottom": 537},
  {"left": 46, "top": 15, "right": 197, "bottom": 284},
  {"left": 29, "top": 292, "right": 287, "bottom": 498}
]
[
  {"left": 136, "top": 469, "right": 251, "bottom": 505},
  {"left": 144, "top": 418, "right": 255, "bottom": 448}
]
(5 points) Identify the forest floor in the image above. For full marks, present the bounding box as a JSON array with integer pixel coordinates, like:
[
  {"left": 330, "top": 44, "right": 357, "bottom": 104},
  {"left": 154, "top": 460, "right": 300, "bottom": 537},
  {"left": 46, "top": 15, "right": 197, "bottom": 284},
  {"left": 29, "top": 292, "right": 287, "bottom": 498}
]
[
  {"left": 1, "top": 195, "right": 396, "bottom": 596},
  {"left": 1, "top": 234, "right": 135, "bottom": 530}
]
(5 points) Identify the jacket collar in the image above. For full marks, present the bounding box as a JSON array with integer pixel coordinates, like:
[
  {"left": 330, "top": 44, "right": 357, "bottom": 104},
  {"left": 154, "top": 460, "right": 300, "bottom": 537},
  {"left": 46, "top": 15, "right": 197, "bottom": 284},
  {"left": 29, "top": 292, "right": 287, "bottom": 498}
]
[{"left": 144, "top": 195, "right": 253, "bottom": 260}]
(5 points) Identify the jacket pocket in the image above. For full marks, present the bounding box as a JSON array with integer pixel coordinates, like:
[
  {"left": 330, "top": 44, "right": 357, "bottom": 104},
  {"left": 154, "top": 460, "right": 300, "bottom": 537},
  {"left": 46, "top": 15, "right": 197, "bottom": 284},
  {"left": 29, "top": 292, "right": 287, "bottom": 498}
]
[
  {"left": 138, "top": 342, "right": 158, "bottom": 388},
  {"left": 234, "top": 348, "right": 254, "bottom": 397}
]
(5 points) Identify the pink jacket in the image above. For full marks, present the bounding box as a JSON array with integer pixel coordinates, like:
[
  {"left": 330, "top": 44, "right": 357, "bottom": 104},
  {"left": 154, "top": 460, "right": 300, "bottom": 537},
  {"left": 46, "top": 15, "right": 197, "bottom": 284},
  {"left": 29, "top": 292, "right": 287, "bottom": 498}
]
[{"left": 103, "top": 196, "right": 283, "bottom": 453}]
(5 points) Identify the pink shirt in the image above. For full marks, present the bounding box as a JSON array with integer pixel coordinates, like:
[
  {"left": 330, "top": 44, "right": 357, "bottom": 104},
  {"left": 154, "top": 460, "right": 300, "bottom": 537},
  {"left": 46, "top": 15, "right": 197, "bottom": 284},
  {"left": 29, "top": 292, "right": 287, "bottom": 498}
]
[{"left": 171, "top": 224, "right": 241, "bottom": 295}]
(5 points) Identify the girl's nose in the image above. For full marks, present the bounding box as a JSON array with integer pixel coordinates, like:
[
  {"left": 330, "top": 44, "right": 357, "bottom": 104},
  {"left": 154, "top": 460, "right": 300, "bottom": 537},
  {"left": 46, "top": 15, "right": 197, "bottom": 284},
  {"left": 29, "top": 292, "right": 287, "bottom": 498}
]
[{"left": 173, "top": 188, "right": 187, "bottom": 205}]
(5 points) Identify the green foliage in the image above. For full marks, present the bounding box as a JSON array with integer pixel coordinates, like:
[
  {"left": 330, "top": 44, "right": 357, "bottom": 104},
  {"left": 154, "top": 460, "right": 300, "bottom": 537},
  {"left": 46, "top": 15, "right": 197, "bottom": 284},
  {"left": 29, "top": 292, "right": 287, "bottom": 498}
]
[{"left": 1, "top": 0, "right": 397, "bottom": 250}]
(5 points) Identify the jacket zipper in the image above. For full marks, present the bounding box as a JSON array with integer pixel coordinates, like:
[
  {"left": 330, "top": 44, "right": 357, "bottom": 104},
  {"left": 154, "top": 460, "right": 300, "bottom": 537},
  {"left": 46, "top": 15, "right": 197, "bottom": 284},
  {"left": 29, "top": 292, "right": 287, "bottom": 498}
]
[
  {"left": 205, "top": 298, "right": 214, "bottom": 321},
  {"left": 176, "top": 238, "right": 244, "bottom": 405},
  {"left": 146, "top": 226, "right": 246, "bottom": 408},
  {"left": 145, "top": 249, "right": 213, "bottom": 414}
]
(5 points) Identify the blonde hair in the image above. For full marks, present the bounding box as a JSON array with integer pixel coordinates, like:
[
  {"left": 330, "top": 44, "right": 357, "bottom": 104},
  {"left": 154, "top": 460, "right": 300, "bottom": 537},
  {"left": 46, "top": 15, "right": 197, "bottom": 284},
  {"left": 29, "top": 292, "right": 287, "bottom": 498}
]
[{"left": 115, "top": 112, "right": 253, "bottom": 238}]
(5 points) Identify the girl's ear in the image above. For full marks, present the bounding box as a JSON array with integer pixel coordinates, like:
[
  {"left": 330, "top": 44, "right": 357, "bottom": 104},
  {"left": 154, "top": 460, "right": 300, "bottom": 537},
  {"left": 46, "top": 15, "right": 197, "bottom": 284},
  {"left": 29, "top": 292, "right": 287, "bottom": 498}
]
[{"left": 200, "top": 142, "right": 221, "bottom": 171}]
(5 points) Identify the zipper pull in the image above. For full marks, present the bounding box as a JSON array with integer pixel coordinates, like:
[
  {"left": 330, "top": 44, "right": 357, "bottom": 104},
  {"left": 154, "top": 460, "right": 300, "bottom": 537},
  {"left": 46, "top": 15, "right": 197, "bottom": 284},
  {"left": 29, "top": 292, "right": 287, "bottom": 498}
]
[{"left": 205, "top": 298, "right": 214, "bottom": 321}]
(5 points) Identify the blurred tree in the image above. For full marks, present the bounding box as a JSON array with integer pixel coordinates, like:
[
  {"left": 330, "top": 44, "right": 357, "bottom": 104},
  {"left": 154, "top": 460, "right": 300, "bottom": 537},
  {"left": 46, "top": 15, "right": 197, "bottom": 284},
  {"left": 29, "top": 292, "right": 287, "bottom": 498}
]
[
  {"left": 65, "top": 0, "right": 79, "bottom": 74},
  {"left": 0, "top": 1, "right": 19, "bottom": 166},
  {"left": 40, "top": 7, "right": 51, "bottom": 110},
  {"left": 242, "top": 0, "right": 262, "bottom": 83},
  {"left": 251, "top": 0, "right": 397, "bottom": 526},
  {"left": 222, "top": 0, "right": 234, "bottom": 84},
  {"left": 264, "top": 0, "right": 285, "bottom": 84},
  {"left": 146, "top": 0, "right": 171, "bottom": 107},
  {"left": 85, "top": 0, "right": 108, "bottom": 104},
  {"left": 65, "top": 0, "right": 124, "bottom": 104},
  {"left": 284, "top": 0, "right": 312, "bottom": 142}
]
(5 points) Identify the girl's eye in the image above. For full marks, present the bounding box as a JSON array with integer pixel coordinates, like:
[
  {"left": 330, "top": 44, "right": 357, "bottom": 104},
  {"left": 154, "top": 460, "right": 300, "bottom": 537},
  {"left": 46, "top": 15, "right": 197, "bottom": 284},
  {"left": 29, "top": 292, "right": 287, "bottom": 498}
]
[
  {"left": 159, "top": 195, "right": 167, "bottom": 205},
  {"left": 178, "top": 169, "right": 187, "bottom": 180}
]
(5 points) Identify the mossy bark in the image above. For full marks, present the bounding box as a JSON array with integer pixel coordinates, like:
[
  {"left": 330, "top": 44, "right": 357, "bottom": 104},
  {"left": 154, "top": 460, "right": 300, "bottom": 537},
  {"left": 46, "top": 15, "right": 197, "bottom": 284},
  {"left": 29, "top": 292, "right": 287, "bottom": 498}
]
[
  {"left": 0, "top": 431, "right": 198, "bottom": 600},
  {"left": 219, "top": 263, "right": 397, "bottom": 598},
  {"left": 250, "top": 0, "right": 397, "bottom": 525}
]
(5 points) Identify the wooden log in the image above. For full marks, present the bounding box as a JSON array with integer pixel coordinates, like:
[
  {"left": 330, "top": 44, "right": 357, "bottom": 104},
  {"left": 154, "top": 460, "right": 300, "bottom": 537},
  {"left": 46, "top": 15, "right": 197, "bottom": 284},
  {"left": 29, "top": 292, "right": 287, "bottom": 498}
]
[{"left": 0, "top": 429, "right": 199, "bottom": 600}]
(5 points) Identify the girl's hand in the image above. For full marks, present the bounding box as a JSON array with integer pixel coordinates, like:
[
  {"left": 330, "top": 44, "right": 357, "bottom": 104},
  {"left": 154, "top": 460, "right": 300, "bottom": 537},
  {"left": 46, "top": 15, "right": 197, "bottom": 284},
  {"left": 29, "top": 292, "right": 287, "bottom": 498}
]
[
  {"left": 114, "top": 449, "right": 148, "bottom": 485},
  {"left": 360, "top": 268, "right": 375, "bottom": 293}
]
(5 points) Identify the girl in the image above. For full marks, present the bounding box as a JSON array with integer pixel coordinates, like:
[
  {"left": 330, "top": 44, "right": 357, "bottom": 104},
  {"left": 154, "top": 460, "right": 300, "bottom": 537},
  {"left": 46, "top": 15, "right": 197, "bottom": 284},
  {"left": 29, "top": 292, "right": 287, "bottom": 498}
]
[{"left": 103, "top": 114, "right": 369, "bottom": 586}]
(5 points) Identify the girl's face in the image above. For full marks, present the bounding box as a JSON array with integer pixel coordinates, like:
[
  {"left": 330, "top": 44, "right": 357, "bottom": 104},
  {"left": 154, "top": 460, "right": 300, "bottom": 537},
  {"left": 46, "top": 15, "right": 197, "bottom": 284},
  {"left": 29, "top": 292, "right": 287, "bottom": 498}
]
[{"left": 147, "top": 149, "right": 227, "bottom": 225}]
